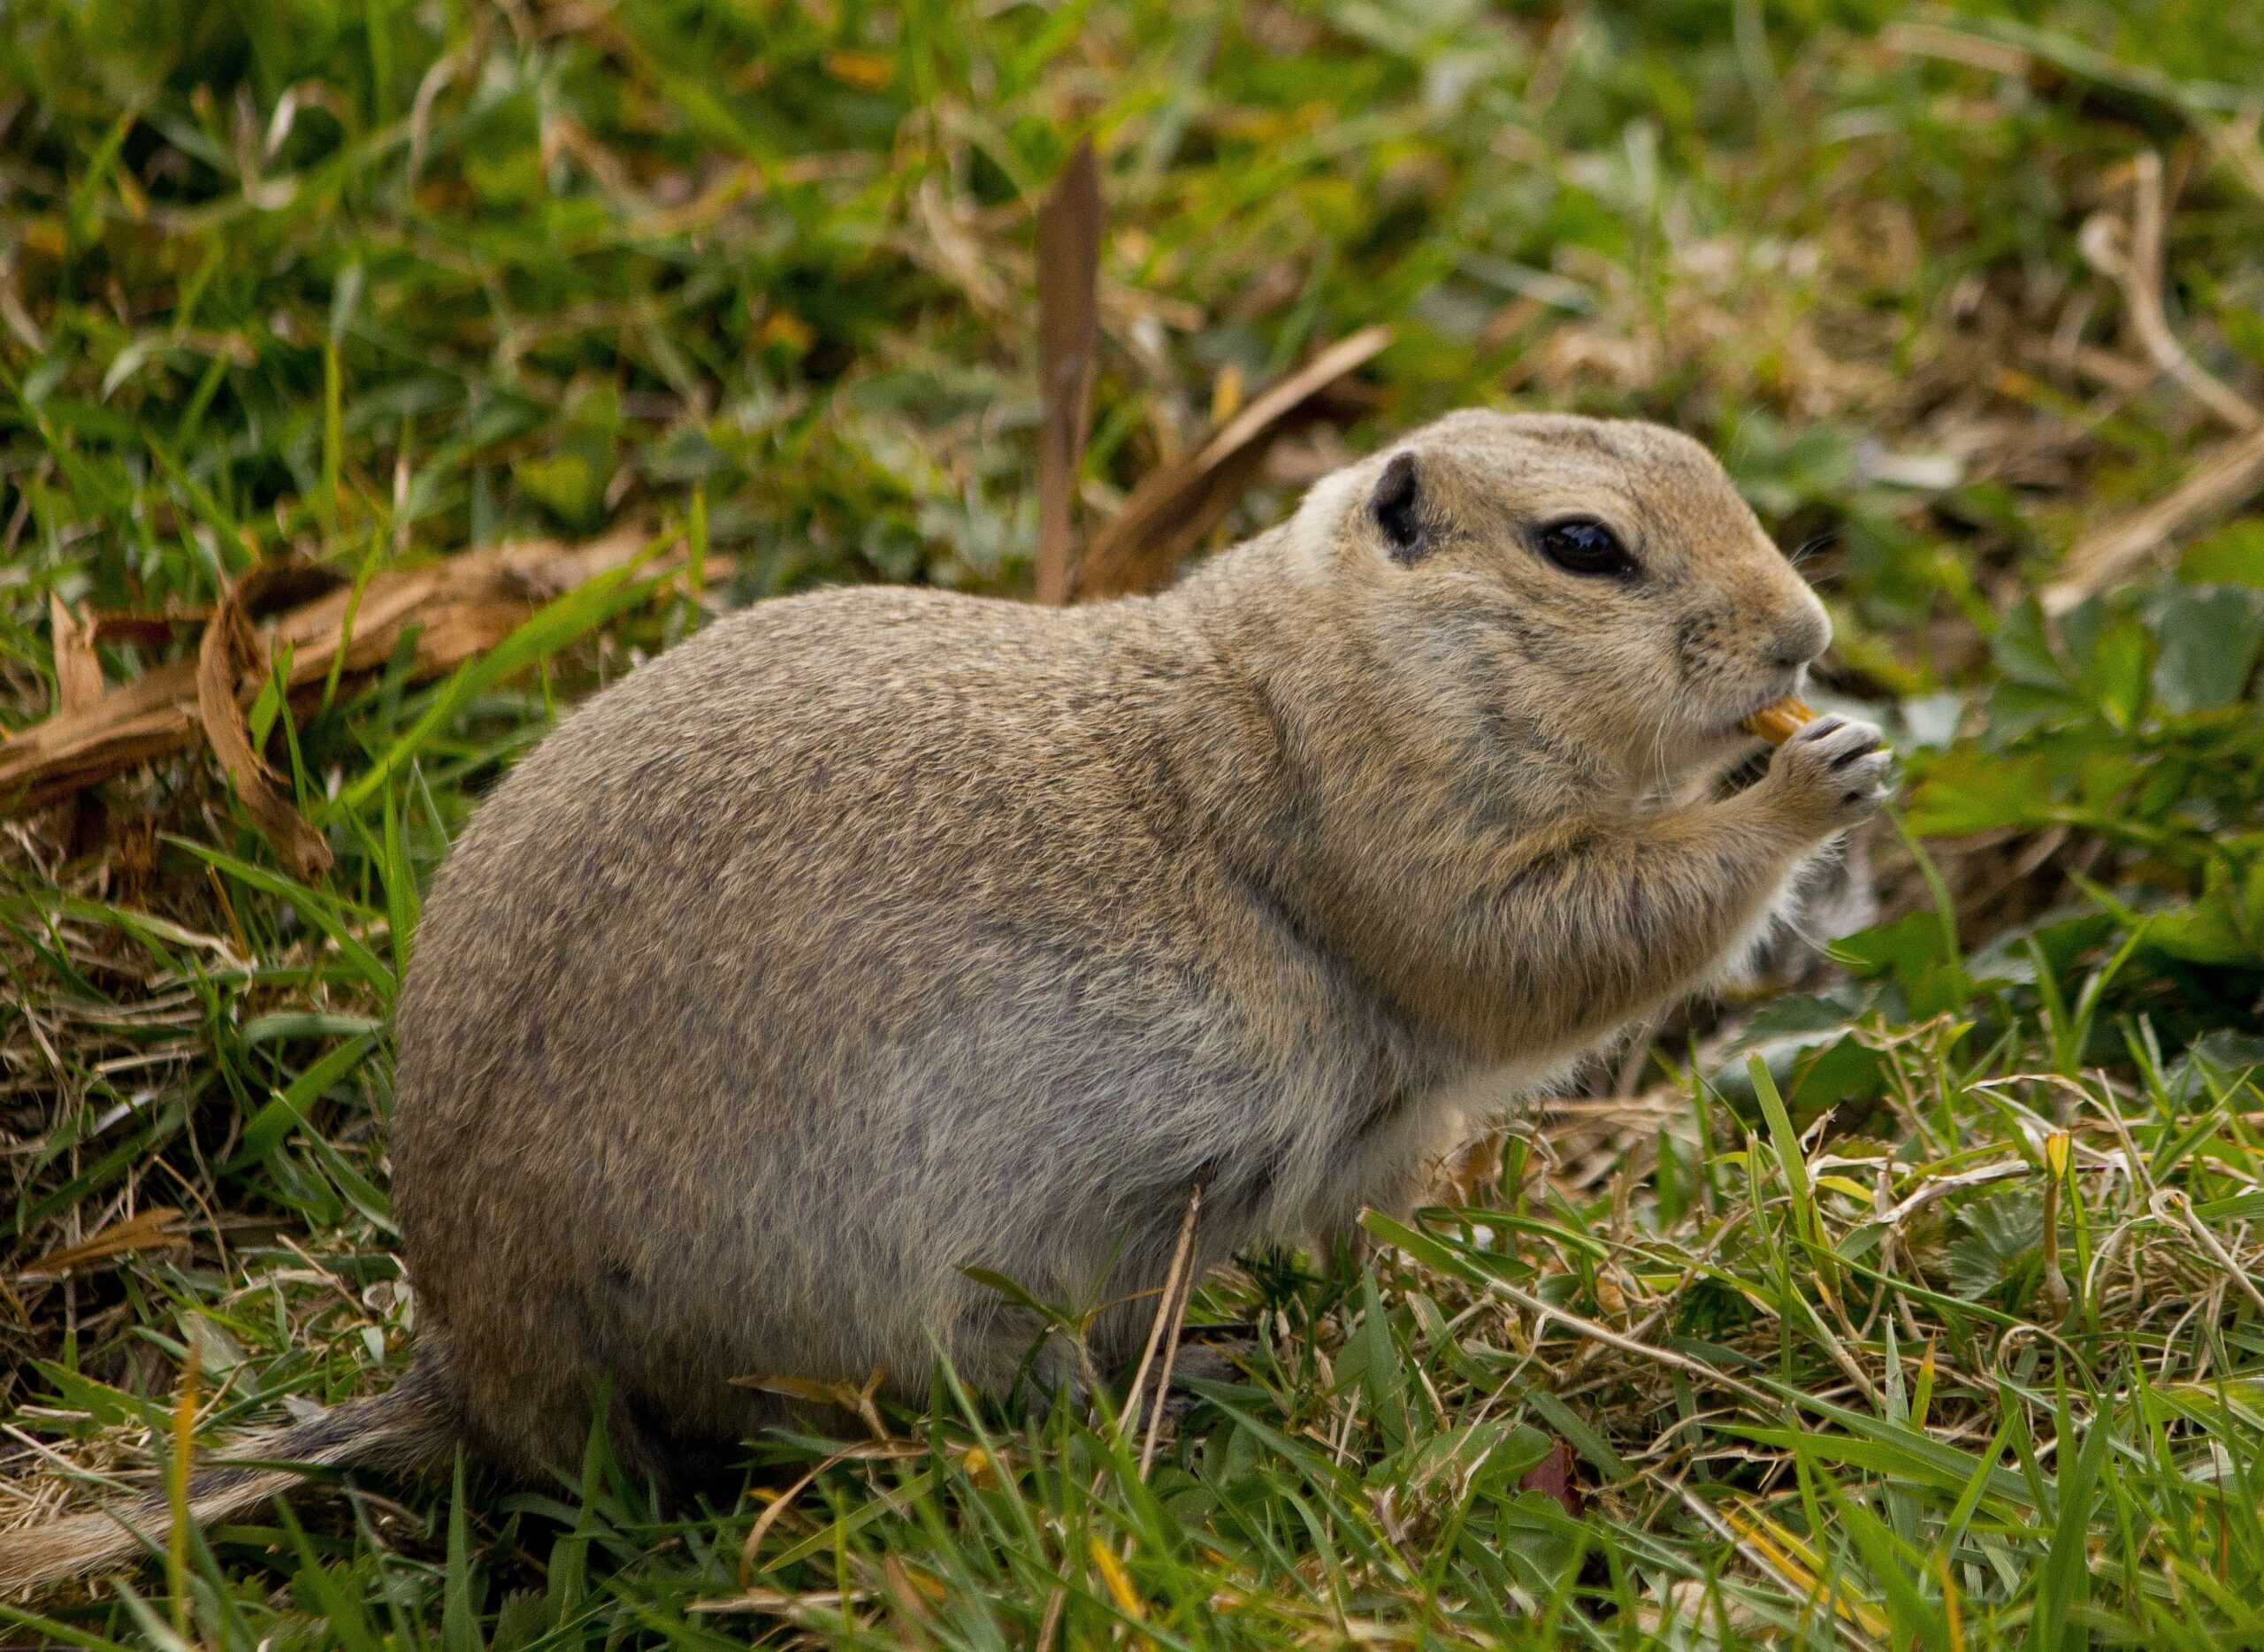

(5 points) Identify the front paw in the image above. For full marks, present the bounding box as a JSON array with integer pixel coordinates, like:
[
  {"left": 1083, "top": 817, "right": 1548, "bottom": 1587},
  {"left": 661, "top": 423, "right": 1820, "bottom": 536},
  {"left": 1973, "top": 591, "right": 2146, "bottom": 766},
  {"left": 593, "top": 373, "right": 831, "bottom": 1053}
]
[{"left": 1760, "top": 714, "right": 1892, "bottom": 837}]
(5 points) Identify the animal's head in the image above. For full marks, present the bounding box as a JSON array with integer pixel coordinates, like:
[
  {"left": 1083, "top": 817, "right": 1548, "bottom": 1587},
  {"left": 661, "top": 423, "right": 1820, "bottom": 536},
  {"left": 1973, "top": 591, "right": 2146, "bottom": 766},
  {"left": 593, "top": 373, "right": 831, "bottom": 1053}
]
[{"left": 1291, "top": 409, "right": 1830, "bottom": 790}]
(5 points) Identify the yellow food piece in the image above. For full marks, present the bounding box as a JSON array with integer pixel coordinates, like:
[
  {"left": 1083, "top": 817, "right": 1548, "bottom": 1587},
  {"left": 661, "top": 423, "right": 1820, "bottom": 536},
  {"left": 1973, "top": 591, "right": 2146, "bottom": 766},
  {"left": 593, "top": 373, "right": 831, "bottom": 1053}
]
[{"left": 1741, "top": 694, "right": 1816, "bottom": 745}]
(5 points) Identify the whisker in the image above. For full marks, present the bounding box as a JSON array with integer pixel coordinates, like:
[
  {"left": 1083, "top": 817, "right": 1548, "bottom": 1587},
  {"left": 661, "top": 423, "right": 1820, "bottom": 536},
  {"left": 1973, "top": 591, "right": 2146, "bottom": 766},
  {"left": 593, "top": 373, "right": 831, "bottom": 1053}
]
[{"left": 1786, "top": 531, "right": 1840, "bottom": 570}]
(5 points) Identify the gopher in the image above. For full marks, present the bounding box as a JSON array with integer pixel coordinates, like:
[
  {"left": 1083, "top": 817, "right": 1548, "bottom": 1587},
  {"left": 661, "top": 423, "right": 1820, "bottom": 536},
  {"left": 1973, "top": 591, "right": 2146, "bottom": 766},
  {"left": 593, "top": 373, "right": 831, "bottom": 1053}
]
[{"left": 1, "top": 410, "right": 1887, "bottom": 1586}]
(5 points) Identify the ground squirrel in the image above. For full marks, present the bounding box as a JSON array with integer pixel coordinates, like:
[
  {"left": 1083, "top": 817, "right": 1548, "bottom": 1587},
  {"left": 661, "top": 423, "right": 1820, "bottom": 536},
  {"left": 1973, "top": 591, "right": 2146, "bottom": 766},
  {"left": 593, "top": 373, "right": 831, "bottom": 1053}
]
[{"left": 1, "top": 409, "right": 1889, "bottom": 1587}]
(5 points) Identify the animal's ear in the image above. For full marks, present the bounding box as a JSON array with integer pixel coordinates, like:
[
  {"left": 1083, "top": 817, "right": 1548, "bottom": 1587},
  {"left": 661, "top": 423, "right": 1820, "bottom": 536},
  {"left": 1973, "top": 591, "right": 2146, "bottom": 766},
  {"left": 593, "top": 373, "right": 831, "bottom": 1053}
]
[{"left": 1370, "top": 452, "right": 1429, "bottom": 565}]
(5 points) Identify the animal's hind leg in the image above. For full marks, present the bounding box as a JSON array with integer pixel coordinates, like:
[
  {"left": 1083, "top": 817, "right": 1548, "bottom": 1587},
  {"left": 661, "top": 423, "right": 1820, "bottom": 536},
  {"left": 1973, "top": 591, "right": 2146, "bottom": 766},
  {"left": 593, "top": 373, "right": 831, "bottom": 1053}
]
[
  {"left": 604, "top": 1386, "right": 715, "bottom": 1506},
  {"left": 448, "top": 1355, "right": 589, "bottom": 1480},
  {"left": 452, "top": 1350, "right": 715, "bottom": 1506}
]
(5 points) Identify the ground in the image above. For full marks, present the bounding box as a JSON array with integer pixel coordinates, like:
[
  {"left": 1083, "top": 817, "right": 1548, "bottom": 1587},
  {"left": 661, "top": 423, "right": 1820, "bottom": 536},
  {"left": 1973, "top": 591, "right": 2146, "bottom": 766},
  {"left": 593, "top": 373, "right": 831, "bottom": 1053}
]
[{"left": 4, "top": 1, "right": 2264, "bottom": 1647}]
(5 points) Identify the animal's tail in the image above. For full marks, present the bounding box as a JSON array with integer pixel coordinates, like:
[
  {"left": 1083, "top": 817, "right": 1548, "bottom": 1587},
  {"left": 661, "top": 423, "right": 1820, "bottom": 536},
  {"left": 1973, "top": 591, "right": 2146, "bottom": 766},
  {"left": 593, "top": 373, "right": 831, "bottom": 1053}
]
[{"left": 0, "top": 1349, "right": 459, "bottom": 1594}]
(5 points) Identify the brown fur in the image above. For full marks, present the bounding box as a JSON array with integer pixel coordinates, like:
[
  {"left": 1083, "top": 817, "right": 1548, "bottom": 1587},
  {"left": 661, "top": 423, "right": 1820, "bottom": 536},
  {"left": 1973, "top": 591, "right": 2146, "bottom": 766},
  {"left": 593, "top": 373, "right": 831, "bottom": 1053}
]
[{"left": 1, "top": 410, "right": 1887, "bottom": 1587}]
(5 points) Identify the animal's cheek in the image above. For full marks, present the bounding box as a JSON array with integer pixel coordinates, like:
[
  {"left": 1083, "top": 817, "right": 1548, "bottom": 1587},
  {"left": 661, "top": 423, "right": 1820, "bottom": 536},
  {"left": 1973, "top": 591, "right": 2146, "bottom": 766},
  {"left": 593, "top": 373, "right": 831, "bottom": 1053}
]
[{"left": 1668, "top": 603, "right": 1740, "bottom": 677}]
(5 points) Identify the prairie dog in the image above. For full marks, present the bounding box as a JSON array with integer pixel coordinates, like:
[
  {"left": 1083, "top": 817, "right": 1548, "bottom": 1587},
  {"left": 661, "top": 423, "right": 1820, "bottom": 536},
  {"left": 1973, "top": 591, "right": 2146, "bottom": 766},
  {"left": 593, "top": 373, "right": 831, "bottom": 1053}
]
[{"left": 2, "top": 411, "right": 1888, "bottom": 1586}]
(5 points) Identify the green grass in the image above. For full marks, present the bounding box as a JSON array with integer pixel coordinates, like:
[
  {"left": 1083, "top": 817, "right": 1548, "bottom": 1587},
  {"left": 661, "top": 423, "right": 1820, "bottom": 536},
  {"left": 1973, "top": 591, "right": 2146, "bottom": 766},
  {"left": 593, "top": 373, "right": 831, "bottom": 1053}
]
[{"left": 4, "top": 0, "right": 2264, "bottom": 1646}]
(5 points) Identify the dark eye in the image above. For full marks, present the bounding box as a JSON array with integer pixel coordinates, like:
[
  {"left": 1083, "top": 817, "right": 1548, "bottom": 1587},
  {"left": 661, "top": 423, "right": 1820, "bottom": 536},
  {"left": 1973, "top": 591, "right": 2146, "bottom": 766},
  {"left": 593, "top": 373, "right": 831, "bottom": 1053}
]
[{"left": 1536, "top": 519, "right": 1636, "bottom": 578}]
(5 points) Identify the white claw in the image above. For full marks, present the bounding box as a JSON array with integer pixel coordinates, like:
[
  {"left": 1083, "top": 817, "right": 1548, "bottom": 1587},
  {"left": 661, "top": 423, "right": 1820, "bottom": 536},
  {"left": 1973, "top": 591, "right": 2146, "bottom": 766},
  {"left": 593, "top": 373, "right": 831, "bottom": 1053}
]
[{"left": 1768, "top": 713, "right": 1892, "bottom": 830}]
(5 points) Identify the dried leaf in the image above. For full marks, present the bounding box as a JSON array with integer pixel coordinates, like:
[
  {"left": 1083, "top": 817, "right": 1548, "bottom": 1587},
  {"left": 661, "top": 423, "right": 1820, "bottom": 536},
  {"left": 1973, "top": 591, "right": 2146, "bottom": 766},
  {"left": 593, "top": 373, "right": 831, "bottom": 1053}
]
[
  {"left": 19, "top": 1206, "right": 187, "bottom": 1281},
  {"left": 48, "top": 593, "right": 103, "bottom": 714},
  {"left": 1078, "top": 325, "right": 1390, "bottom": 600},
  {"left": 730, "top": 1364, "right": 896, "bottom": 1440},
  {"left": 195, "top": 562, "right": 335, "bottom": 882},
  {"left": 1034, "top": 137, "right": 1102, "bottom": 606},
  {"left": 881, "top": 1555, "right": 944, "bottom": 1639},
  {"left": 1518, "top": 1435, "right": 1584, "bottom": 1517},
  {"left": 0, "top": 527, "right": 652, "bottom": 816},
  {"left": 729, "top": 1373, "right": 865, "bottom": 1405}
]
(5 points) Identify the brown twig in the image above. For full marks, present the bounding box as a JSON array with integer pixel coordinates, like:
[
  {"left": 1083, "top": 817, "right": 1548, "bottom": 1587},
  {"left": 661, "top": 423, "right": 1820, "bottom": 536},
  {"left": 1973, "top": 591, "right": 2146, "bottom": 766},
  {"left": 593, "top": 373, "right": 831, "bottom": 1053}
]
[
  {"left": 1119, "top": 1182, "right": 1202, "bottom": 1454},
  {"left": 2039, "top": 149, "right": 2264, "bottom": 613},
  {"left": 1034, "top": 138, "right": 1102, "bottom": 606},
  {"left": 1076, "top": 326, "right": 1391, "bottom": 600},
  {"left": 2077, "top": 151, "right": 2260, "bottom": 434},
  {"left": 1137, "top": 1184, "right": 1203, "bottom": 1479},
  {"left": 1035, "top": 1580, "right": 1067, "bottom": 1652},
  {"left": 2042, "top": 423, "right": 2264, "bottom": 612}
]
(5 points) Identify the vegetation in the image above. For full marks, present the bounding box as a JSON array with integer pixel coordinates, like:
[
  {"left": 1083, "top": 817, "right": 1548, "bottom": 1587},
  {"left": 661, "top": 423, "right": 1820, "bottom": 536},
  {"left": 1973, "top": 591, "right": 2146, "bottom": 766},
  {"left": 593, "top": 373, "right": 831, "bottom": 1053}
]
[{"left": 4, "top": 0, "right": 2264, "bottom": 1645}]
